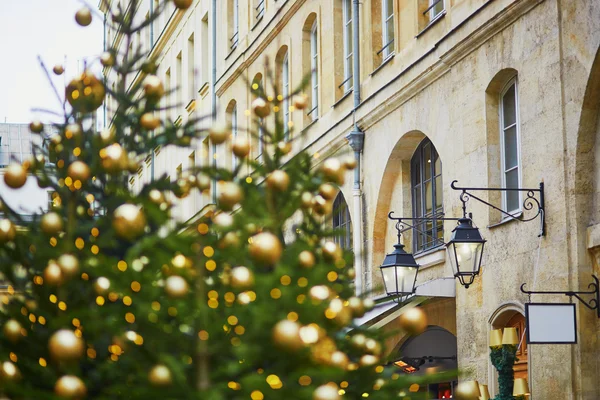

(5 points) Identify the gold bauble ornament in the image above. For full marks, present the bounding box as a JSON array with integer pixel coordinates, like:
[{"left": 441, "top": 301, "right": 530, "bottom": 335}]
[
  {"left": 249, "top": 232, "right": 282, "bottom": 265},
  {"left": 300, "top": 192, "right": 313, "bottom": 209},
  {"left": 165, "top": 275, "right": 189, "bottom": 298},
  {"left": 329, "top": 351, "right": 349, "bottom": 370},
  {"left": 322, "top": 158, "right": 345, "bottom": 185},
  {"left": 173, "top": 0, "right": 193, "bottom": 9},
  {"left": 171, "top": 254, "right": 192, "bottom": 269},
  {"left": 298, "top": 250, "right": 315, "bottom": 268},
  {"left": 273, "top": 320, "right": 303, "bottom": 351},
  {"left": 209, "top": 121, "right": 231, "bottom": 144},
  {"left": 277, "top": 141, "right": 292, "bottom": 155},
  {"left": 100, "top": 51, "right": 115, "bottom": 67},
  {"left": 350, "top": 333, "right": 367, "bottom": 349},
  {"left": 3, "top": 319, "right": 22, "bottom": 343},
  {"left": 312, "top": 195, "right": 332, "bottom": 215},
  {"left": 143, "top": 75, "right": 165, "bottom": 103},
  {"left": 101, "top": 143, "right": 129, "bottom": 173},
  {"left": 148, "top": 189, "right": 165, "bottom": 205},
  {"left": 66, "top": 71, "right": 105, "bottom": 113},
  {"left": 113, "top": 204, "right": 146, "bottom": 240},
  {"left": 55, "top": 375, "right": 87, "bottom": 398},
  {"left": 252, "top": 97, "right": 271, "bottom": 118},
  {"left": 41, "top": 212, "right": 63, "bottom": 235},
  {"left": 4, "top": 164, "right": 27, "bottom": 189},
  {"left": 313, "top": 383, "right": 340, "bottom": 400},
  {"left": 99, "top": 127, "right": 116, "bottom": 144},
  {"left": 343, "top": 156, "right": 357, "bottom": 170},
  {"left": 321, "top": 241, "right": 342, "bottom": 262},
  {"left": 348, "top": 296, "right": 366, "bottom": 318},
  {"left": 44, "top": 261, "right": 64, "bottom": 286},
  {"left": 0, "top": 219, "right": 16, "bottom": 243},
  {"left": 94, "top": 277, "right": 111, "bottom": 294},
  {"left": 319, "top": 183, "right": 337, "bottom": 200},
  {"left": 140, "top": 113, "right": 161, "bottom": 130},
  {"left": 195, "top": 173, "right": 211, "bottom": 190},
  {"left": 360, "top": 354, "right": 379, "bottom": 367},
  {"left": 293, "top": 94, "right": 309, "bottom": 110},
  {"left": 65, "top": 123, "right": 83, "bottom": 141},
  {"left": 232, "top": 136, "right": 250, "bottom": 158},
  {"left": 221, "top": 231, "right": 240, "bottom": 248},
  {"left": 230, "top": 266, "right": 254, "bottom": 289},
  {"left": 454, "top": 381, "right": 481, "bottom": 400},
  {"left": 364, "top": 338, "right": 382, "bottom": 356},
  {"left": 217, "top": 182, "right": 243, "bottom": 210},
  {"left": 266, "top": 170, "right": 290, "bottom": 192},
  {"left": 174, "top": 178, "right": 192, "bottom": 198},
  {"left": 149, "top": 364, "right": 172, "bottom": 386},
  {"left": 213, "top": 212, "right": 233, "bottom": 228},
  {"left": 53, "top": 65, "right": 65, "bottom": 75},
  {"left": 141, "top": 59, "right": 158, "bottom": 74},
  {"left": 0, "top": 361, "right": 20, "bottom": 382},
  {"left": 49, "top": 330, "right": 85, "bottom": 361},
  {"left": 363, "top": 298, "right": 375, "bottom": 311},
  {"left": 75, "top": 7, "right": 92, "bottom": 26},
  {"left": 399, "top": 307, "right": 428, "bottom": 335},
  {"left": 57, "top": 254, "right": 79, "bottom": 278},
  {"left": 67, "top": 161, "right": 91, "bottom": 182},
  {"left": 309, "top": 285, "right": 331, "bottom": 301},
  {"left": 29, "top": 120, "right": 44, "bottom": 133}
]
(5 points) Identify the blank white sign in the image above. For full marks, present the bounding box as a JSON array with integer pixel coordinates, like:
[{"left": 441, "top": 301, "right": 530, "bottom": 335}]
[{"left": 526, "top": 303, "right": 577, "bottom": 344}]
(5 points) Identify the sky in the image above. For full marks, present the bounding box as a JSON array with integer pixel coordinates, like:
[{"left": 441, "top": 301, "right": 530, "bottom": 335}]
[{"left": 0, "top": 1, "right": 104, "bottom": 124}]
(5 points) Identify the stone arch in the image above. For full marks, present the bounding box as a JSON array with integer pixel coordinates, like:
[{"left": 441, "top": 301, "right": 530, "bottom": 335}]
[
  {"left": 485, "top": 68, "right": 519, "bottom": 223},
  {"left": 487, "top": 302, "right": 528, "bottom": 397}
]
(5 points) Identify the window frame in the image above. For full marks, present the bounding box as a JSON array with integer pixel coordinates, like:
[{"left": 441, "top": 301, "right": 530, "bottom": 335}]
[
  {"left": 411, "top": 138, "right": 444, "bottom": 254},
  {"left": 255, "top": 0, "right": 265, "bottom": 20},
  {"left": 341, "top": 0, "right": 353, "bottom": 94},
  {"left": 428, "top": 0, "right": 445, "bottom": 21},
  {"left": 381, "top": 0, "right": 394, "bottom": 59},
  {"left": 230, "top": 0, "right": 239, "bottom": 49},
  {"left": 499, "top": 77, "right": 522, "bottom": 215},
  {"left": 282, "top": 52, "right": 290, "bottom": 140},
  {"left": 309, "top": 20, "right": 319, "bottom": 121}
]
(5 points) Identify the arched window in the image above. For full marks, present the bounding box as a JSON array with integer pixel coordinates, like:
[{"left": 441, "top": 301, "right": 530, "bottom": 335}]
[
  {"left": 411, "top": 138, "right": 443, "bottom": 253},
  {"left": 333, "top": 193, "right": 352, "bottom": 249},
  {"left": 282, "top": 51, "right": 290, "bottom": 139},
  {"left": 500, "top": 78, "right": 521, "bottom": 213}
]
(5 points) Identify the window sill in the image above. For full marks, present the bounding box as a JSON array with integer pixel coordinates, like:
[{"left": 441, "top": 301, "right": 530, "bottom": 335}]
[
  {"left": 199, "top": 82, "right": 209, "bottom": 98},
  {"left": 251, "top": 15, "right": 264, "bottom": 31},
  {"left": 225, "top": 44, "right": 239, "bottom": 60},
  {"left": 414, "top": 246, "right": 446, "bottom": 270},
  {"left": 416, "top": 10, "right": 446, "bottom": 38},
  {"left": 370, "top": 53, "right": 395, "bottom": 77},
  {"left": 300, "top": 118, "right": 319, "bottom": 134},
  {"left": 487, "top": 211, "right": 523, "bottom": 229},
  {"left": 332, "top": 90, "right": 353, "bottom": 109}
]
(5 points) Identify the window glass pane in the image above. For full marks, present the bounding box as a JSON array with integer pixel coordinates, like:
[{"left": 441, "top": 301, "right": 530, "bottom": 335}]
[
  {"left": 424, "top": 144, "right": 432, "bottom": 181},
  {"left": 502, "top": 84, "right": 516, "bottom": 127},
  {"left": 385, "top": 18, "right": 394, "bottom": 46},
  {"left": 414, "top": 186, "right": 422, "bottom": 217},
  {"left": 425, "top": 181, "right": 433, "bottom": 214},
  {"left": 385, "top": 0, "right": 394, "bottom": 17},
  {"left": 425, "top": 220, "right": 433, "bottom": 247},
  {"left": 503, "top": 125, "right": 518, "bottom": 170},
  {"left": 435, "top": 175, "right": 443, "bottom": 209},
  {"left": 433, "top": 149, "right": 441, "bottom": 175},
  {"left": 436, "top": 219, "right": 444, "bottom": 242},
  {"left": 506, "top": 169, "right": 519, "bottom": 211},
  {"left": 413, "top": 159, "right": 420, "bottom": 183}
]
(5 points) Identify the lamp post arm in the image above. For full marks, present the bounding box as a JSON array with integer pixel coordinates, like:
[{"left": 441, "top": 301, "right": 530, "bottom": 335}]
[{"left": 450, "top": 180, "right": 546, "bottom": 236}]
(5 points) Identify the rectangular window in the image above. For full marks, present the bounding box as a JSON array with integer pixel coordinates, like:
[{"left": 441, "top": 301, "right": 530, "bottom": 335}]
[
  {"left": 256, "top": 0, "right": 265, "bottom": 20},
  {"left": 427, "top": 0, "right": 444, "bottom": 21},
  {"left": 201, "top": 14, "right": 209, "bottom": 86},
  {"left": 310, "top": 21, "right": 319, "bottom": 121},
  {"left": 342, "top": 0, "right": 353, "bottom": 93},
  {"left": 500, "top": 79, "right": 521, "bottom": 214},
  {"left": 188, "top": 34, "right": 195, "bottom": 101},
  {"left": 165, "top": 68, "right": 171, "bottom": 120},
  {"left": 282, "top": 53, "right": 290, "bottom": 140},
  {"left": 231, "top": 0, "right": 239, "bottom": 49},
  {"left": 381, "top": 0, "right": 394, "bottom": 59},
  {"left": 176, "top": 51, "right": 183, "bottom": 110}
]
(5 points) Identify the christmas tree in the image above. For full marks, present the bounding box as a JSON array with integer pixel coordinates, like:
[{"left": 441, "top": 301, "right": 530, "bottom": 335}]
[{"left": 0, "top": 1, "right": 450, "bottom": 399}]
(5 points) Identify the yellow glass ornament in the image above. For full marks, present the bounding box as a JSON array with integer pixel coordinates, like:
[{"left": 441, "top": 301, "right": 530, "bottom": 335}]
[
  {"left": 252, "top": 97, "right": 271, "bottom": 118},
  {"left": 29, "top": 120, "right": 44, "bottom": 133},
  {"left": 67, "top": 161, "right": 91, "bottom": 182},
  {"left": 143, "top": 75, "right": 164, "bottom": 103},
  {"left": 0, "top": 219, "right": 16, "bottom": 243},
  {"left": 57, "top": 254, "right": 79, "bottom": 278},
  {"left": 319, "top": 183, "right": 337, "bottom": 200},
  {"left": 148, "top": 364, "right": 172, "bottom": 386},
  {"left": 66, "top": 71, "right": 105, "bottom": 113},
  {"left": 55, "top": 375, "right": 86, "bottom": 398},
  {"left": 273, "top": 320, "right": 303, "bottom": 351},
  {"left": 3, "top": 319, "right": 22, "bottom": 343},
  {"left": 75, "top": 7, "right": 92, "bottom": 26},
  {"left": 101, "top": 143, "right": 129, "bottom": 173},
  {"left": 293, "top": 94, "right": 309, "bottom": 110},
  {"left": 41, "top": 212, "right": 63, "bottom": 235},
  {"left": 232, "top": 136, "right": 250, "bottom": 158},
  {"left": 209, "top": 121, "right": 231, "bottom": 144},
  {"left": 100, "top": 51, "right": 115, "bottom": 67},
  {"left": 321, "top": 158, "right": 345, "bottom": 185},
  {"left": 140, "top": 113, "right": 160, "bottom": 130},
  {"left": 44, "top": 262, "right": 64, "bottom": 286},
  {"left": 298, "top": 251, "right": 316, "bottom": 268},
  {"left": 165, "top": 276, "right": 189, "bottom": 298},
  {"left": 348, "top": 296, "right": 366, "bottom": 318},
  {"left": 173, "top": 0, "right": 193, "bottom": 9},
  {"left": 313, "top": 383, "right": 340, "bottom": 400},
  {"left": 0, "top": 361, "right": 20, "bottom": 381},
  {"left": 52, "top": 65, "right": 64, "bottom": 75},
  {"left": 231, "top": 266, "right": 254, "bottom": 289},
  {"left": 217, "top": 182, "right": 243, "bottom": 210}
]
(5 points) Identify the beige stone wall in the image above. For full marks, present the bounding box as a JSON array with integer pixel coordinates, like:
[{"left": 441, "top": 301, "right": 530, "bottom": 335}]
[{"left": 103, "top": 0, "right": 600, "bottom": 398}]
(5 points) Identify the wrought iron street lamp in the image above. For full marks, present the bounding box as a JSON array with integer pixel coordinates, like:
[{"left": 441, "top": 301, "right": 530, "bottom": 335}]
[
  {"left": 380, "top": 219, "right": 419, "bottom": 300},
  {"left": 446, "top": 217, "right": 486, "bottom": 289}
]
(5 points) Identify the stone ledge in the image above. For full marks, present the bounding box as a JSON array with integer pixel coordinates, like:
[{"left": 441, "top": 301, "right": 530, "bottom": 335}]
[
  {"left": 415, "top": 246, "right": 446, "bottom": 270},
  {"left": 586, "top": 223, "right": 600, "bottom": 250}
]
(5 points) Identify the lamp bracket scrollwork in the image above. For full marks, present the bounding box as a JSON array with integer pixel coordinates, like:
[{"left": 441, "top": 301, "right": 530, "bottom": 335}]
[{"left": 450, "top": 180, "right": 546, "bottom": 237}]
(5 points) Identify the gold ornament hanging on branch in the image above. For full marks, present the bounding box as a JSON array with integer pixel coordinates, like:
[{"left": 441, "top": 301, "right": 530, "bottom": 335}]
[
  {"left": 398, "top": 307, "right": 428, "bottom": 335},
  {"left": 48, "top": 330, "right": 85, "bottom": 361},
  {"left": 3, "top": 319, "right": 23, "bottom": 343},
  {"left": 0, "top": 219, "right": 16, "bottom": 243},
  {"left": 66, "top": 71, "right": 105, "bottom": 113},
  {"left": 148, "top": 364, "right": 172, "bottom": 386},
  {"left": 165, "top": 275, "right": 189, "bottom": 298},
  {"left": 112, "top": 204, "right": 146, "bottom": 240},
  {"left": 173, "top": 0, "right": 193, "bottom": 9},
  {"left": 4, "top": 164, "right": 27, "bottom": 189},
  {"left": 41, "top": 212, "right": 63, "bottom": 235},
  {"left": 249, "top": 232, "right": 283, "bottom": 265},
  {"left": 54, "top": 375, "right": 87, "bottom": 398},
  {"left": 29, "top": 120, "right": 44, "bottom": 133},
  {"left": 67, "top": 161, "right": 91, "bottom": 182},
  {"left": 75, "top": 7, "right": 92, "bottom": 26}
]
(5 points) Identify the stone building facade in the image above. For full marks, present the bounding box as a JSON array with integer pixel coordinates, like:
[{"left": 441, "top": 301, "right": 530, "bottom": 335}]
[{"left": 102, "top": 0, "right": 600, "bottom": 398}]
